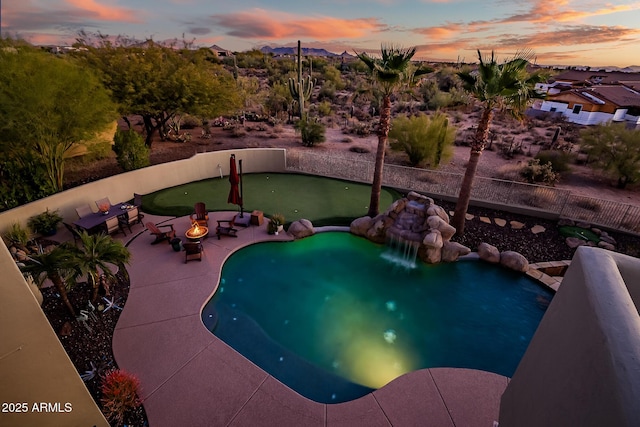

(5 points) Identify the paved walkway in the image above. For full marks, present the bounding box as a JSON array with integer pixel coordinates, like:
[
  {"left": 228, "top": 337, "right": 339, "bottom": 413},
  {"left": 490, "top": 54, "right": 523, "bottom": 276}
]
[{"left": 111, "top": 212, "right": 508, "bottom": 426}]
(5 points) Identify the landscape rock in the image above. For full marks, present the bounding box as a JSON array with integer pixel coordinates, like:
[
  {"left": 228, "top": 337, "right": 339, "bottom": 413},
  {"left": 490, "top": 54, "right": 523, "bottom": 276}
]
[
  {"left": 478, "top": 242, "right": 500, "bottom": 263},
  {"left": 600, "top": 235, "right": 617, "bottom": 245},
  {"left": 598, "top": 241, "right": 616, "bottom": 251},
  {"left": 427, "top": 215, "right": 456, "bottom": 240},
  {"left": 566, "top": 237, "right": 587, "bottom": 248},
  {"left": 441, "top": 241, "right": 471, "bottom": 262},
  {"left": 426, "top": 205, "right": 449, "bottom": 223},
  {"left": 422, "top": 230, "right": 443, "bottom": 249},
  {"left": 350, "top": 216, "right": 373, "bottom": 236},
  {"left": 288, "top": 219, "right": 314, "bottom": 239},
  {"left": 557, "top": 218, "right": 575, "bottom": 227},
  {"left": 500, "top": 251, "right": 529, "bottom": 272}
]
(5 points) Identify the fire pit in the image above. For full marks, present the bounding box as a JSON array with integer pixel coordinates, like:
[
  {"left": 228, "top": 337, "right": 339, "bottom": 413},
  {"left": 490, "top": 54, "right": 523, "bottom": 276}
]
[{"left": 185, "top": 222, "right": 208, "bottom": 241}]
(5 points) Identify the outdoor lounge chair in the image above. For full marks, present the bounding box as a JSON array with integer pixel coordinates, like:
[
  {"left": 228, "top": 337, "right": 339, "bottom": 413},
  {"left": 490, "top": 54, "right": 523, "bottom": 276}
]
[
  {"left": 183, "top": 241, "right": 203, "bottom": 263},
  {"left": 146, "top": 222, "right": 176, "bottom": 244},
  {"left": 190, "top": 202, "right": 209, "bottom": 227},
  {"left": 216, "top": 215, "right": 238, "bottom": 239}
]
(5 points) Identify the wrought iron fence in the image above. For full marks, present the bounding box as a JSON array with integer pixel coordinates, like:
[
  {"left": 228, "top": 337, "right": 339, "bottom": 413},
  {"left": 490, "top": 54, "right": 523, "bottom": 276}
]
[{"left": 286, "top": 151, "right": 640, "bottom": 234}]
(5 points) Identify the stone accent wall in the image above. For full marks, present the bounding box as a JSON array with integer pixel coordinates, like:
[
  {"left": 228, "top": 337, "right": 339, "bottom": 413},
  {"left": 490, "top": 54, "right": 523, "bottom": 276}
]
[{"left": 350, "top": 191, "right": 470, "bottom": 263}]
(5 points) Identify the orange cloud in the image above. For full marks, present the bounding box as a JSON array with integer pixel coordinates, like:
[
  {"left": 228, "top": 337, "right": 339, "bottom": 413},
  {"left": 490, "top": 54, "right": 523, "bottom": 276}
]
[
  {"left": 500, "top": 0, "right": 640, "bottom": 24},
  {"left": 64, "top": 0, "right": 140, "bottom": 23},
  {"left": 209, "top": 9, "right": 386, "bottom": 40}
]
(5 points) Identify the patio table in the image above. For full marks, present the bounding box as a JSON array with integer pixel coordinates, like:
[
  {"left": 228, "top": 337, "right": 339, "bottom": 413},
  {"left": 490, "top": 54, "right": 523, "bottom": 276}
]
[{"left": 73, "top": 203, "right": 136, "bottom": 232}]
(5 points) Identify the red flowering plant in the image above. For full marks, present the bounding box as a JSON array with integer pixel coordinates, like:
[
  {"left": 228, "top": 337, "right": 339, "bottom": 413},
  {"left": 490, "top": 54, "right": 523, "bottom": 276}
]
[{"left": 100, "top": 369, "right": 142, "bottom": 425}]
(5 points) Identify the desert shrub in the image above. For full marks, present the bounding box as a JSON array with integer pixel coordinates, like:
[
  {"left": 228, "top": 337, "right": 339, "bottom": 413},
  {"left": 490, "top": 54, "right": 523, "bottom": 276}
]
[
  {"left": 495, "top": 163, "right": 523, "bottom": 181},
  {"left": 0, "top": 155, "right": 53, "bottom": 211},
  {"left": 520, "top": 158, "right": 558, "bottom": 185},
  {"left": 100, "top": 369, "right": 142, "bottom": 425},
  {"left": 295, "top": 116, "right": 326, "bottom": 147},
  {"left": 350, "top": 146, "right": 370, "bottom": 154},
  {"left": 180, "top": 114, "right": 202, "bottom": 129},
  {"left": 230, "top": 127, "right": 247, "bottom": 138},
  {"left": 317, "top": 100, "right": 333, "bottom": 117},
  {"left": 535, "top": 150, "right": 572, "bottom": 173},
  {"left": 112, "top": 129, "right": 150, "bottom": 171},
  {"left": 389, "top": 112, "right": 455, "bottom": 167},
  {"left": 317, "top": 82, "right": 337, "bottom": 102},
  {"left": 83, "top": 141, "right": 113, "bottom": 162}
]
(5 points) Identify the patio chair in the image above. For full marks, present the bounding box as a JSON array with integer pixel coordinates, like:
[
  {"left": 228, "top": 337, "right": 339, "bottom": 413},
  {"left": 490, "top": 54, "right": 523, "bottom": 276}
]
[
  {"left": 216, "top": 215, "right": 238, "bottom": 239},
  {"left": 146, "top": 222, "right": 176, "bottom": 244},
  {"left": 190, "top": 202, "right": 209, "bottom": 227},
  {"left": 184, "top": 241, "right": 204, "bottom": 263},
  {"left": 95, "top": 197, "right": 112, "bottom": 213},
  {"left": 63, "top": 222, "right": 82, "bottom": 246},
  {"left": 75, "top": 204, "right": 93, "bottom": 219},
  {"left": 104, "top": 216, "right": 126, "bottom": 236},
  {"left": 133, "top": 193, "right": 143, "bottom": 208},
  {"left": 118, "top": 207, "right": 143, "bottom": 233}
]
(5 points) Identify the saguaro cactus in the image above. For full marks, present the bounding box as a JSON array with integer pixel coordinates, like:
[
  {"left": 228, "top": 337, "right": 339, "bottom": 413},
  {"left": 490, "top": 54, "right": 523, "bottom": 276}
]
[{"left": 288, "top": 40, "right": 315, "bottom": 118}]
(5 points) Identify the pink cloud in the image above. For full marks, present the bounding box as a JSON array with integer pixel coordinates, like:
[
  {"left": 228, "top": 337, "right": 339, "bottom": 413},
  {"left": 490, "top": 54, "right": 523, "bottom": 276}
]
[
  {"left": 64, "top": 0, "right": 141, "bottom": 23},
  {"left": 210, "top": 9, "right": 386, "bottom": 40}
]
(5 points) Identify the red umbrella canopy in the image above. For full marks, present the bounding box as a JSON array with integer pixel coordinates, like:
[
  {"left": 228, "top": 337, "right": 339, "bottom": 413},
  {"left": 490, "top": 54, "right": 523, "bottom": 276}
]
[{"left": 228, "top": 155, "right": 242, "bottom": 206}]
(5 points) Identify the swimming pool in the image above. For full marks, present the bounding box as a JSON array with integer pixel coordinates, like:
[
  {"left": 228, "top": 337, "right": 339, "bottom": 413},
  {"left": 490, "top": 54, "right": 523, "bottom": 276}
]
[{"left": 201, "top": 232, "right": 553, "bottom": 403}]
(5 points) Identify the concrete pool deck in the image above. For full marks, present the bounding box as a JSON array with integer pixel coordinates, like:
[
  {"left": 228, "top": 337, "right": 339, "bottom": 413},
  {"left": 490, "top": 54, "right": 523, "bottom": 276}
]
[{"left": 112, "top": 211, "right": 508, "bottom": 426}]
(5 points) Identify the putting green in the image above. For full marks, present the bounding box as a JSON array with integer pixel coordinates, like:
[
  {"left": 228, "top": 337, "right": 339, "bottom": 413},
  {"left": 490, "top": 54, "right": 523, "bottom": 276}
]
[{"left": 142, "top": 173, "right": 401, "bottom": 226}]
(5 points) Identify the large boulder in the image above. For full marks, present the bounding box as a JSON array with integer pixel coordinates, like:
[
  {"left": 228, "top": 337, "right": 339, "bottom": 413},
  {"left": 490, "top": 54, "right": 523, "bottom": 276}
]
[
  {"left": 478, "top": 242, "right": 500, "bottom": 263},
  {"left": 441, "top": 241, "right": 471, "bottom": 262},
  {"left": 422, "top": 230, "right": 443, "bottom": 249},
  {"left": 350, "top": 216, "right": 373, "bottom": 237},
  {"left": 288, "top": 219, "right": 314, "bottom": 239},
  {"left": 427, "top": 215, "right": 456, "bottom": 240},
  {"left": 426, "top": 205, "right": 450, "bottom": 223},
  {"left": 500, "top": 251, "right": 529, "bottom": 272}
]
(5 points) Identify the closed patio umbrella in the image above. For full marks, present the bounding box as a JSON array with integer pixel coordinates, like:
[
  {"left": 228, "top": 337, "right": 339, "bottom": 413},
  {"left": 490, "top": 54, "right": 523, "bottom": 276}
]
[{"left": 228, "top": 154, "right": 243, "bottom": 216}]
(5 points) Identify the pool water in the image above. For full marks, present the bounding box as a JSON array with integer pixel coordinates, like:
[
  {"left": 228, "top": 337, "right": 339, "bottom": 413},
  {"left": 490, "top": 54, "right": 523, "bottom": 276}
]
[{"left": 201, "top": 232, "right": 553, "bottom": 403}]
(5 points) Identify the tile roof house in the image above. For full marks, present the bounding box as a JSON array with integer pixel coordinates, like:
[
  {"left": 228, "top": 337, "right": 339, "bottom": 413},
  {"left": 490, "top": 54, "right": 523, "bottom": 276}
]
[{"left": 535, "top": 84, "right": 640, "bottom": 125}]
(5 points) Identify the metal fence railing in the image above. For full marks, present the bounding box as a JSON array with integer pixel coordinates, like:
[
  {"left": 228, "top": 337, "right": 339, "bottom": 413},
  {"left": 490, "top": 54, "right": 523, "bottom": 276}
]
[{"left": 286, "top": 151, "right": 640, "bottom": 235}]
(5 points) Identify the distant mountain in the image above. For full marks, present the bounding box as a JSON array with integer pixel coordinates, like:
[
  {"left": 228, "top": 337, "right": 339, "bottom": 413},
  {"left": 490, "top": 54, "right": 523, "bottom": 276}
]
[{"left": 259, "top": 45, "right": 352, "bottom": 58}]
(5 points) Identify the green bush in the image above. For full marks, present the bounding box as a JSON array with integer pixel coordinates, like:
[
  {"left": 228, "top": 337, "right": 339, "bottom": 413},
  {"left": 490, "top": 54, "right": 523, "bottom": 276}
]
[
  {"left": 113, "top": 129, "right": 150, "bottom": 171},
  {"left": 520, "top": 158, "right": 558, "bottom": 185},
  {"left": 535, "top": 150, "right": 572, "bottom": 173},
  {"left": 295, "top": 116, "right": 326, "bottom": 147},
  {"left": 180, "top": 114, "right": 203, "bottom": 129},
  {"left": 317, "top": 101, "right": 332, "bottom": 117},
  {"left": 83, "top": 141, "right": 112, "bottom": 163},
  {"left": 389, "top": 112, "right": 455, "bottom": 167}
]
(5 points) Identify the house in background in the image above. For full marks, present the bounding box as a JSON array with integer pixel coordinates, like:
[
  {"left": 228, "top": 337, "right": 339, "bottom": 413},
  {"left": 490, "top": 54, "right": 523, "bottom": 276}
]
[
  {"left": 532, "top": 70, "right": 640, "bottom": 125},
  {"left": 536, "top": 85, "right": 640, "bottom": 125}
]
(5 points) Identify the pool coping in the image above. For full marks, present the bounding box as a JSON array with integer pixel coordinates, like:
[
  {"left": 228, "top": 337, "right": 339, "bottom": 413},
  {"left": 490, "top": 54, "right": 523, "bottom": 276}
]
[{"left": 113, "top": 213, "right": 511, "bottom": 426}]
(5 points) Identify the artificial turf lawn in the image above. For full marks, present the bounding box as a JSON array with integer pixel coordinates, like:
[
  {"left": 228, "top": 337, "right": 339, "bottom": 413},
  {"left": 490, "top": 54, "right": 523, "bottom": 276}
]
[{"left": 142, "top": 173, "right": 401, "bottom": 226}]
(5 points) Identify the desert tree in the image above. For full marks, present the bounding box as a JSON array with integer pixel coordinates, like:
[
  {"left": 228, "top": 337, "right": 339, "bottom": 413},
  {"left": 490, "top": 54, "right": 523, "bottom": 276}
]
[
  {"left": 76, "top": 37, "right": 242, "bottom": 146},
  {"left": 580, "top": 123, "right": 640, "bottom": 189},
  {"left": 0, "top": 40, "right": 116, "bottom": 192},
  {"left": 356, "top": 45, "right": 431, "bottom": 217},
  {"left": 451, "top": 50, "right": 546, "bottom": 235}
]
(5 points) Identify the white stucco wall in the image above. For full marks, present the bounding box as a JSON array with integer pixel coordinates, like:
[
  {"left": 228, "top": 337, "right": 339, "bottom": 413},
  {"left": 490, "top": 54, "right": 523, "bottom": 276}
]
[
  {"left": 0, "top": 148, "right": 286, "bottom": 234},
  {"left": 499, "top": 246, "right": 640, "bottom": 427}
]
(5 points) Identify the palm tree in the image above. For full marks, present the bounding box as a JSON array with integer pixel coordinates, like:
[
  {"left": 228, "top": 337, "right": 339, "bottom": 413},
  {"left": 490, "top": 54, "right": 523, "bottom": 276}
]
[
  {"left": 74, "top": 232, "right": 131, "bottom": 304},
  {"left": 451, "top": 50, "right": 546, "bottom": 235},
  {"left": 356, "top": 45, "right": 430, "bottom": 217},
  {"left": 22, "top": 244, "right": 80, "bottom": 317}
]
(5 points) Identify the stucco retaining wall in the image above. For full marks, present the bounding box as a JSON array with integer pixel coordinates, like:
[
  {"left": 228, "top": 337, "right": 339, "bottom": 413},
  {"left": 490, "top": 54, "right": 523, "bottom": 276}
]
[
  {"left": 0, "top": 148, "right": 286, "bottom": 233},
  {"left": 499, "top": 246, "right": 640, "bottom": 426}
]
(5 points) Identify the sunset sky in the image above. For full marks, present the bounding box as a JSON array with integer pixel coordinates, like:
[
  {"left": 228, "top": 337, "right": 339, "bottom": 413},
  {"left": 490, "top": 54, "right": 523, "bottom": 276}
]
[{"left": 2, "top": 0, "right": 640, "bottom": 67}]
